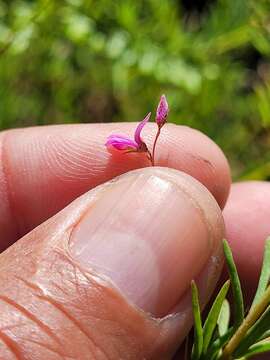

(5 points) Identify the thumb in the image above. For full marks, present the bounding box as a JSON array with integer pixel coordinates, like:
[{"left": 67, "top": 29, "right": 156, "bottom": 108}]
[{"left": 0, "top": 167, "right": 224, "bottom": 359}]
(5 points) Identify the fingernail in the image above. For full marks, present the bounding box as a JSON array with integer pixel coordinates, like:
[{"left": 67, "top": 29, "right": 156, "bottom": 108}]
[{"left": 70, "top": 169, "right": 215, "bottom": 317}]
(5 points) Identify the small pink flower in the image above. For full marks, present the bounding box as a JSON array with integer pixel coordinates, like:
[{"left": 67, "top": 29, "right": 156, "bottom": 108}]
[
  {"left": 155, "top": 94, "right": 169, "bottom": 128},
  {"left": 105, "top": 135, "right": 138, "bottom": 151},
  {"left": 106, "top": 112, "right": 151, "bottom": 153}
]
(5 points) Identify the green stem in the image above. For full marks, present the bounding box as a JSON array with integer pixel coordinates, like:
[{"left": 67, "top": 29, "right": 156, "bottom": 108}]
[
  {"left": 147, "top": 150, "right": 154, "bottom": 166},
  {"left": 221, "top": 284, "right": 270, "bottom": 359},
  {"left": 152, "top": 127, "right": 161, "bottom": 166}
]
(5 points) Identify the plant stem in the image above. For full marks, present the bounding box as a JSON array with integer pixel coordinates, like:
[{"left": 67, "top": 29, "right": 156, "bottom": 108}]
[
  {"left": 147, "top": 149, "right": 154, "bottom": 166},
  {"left": 221, "top": 284, "right": 270, "bottom": 359},
  {"left": 152, "top": 126, "right": 161, "bottom": 166}
]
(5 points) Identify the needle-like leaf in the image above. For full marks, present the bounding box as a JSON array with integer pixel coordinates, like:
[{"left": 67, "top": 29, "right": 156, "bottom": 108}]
[
  {"left": 206, "top": 328, "right": 234, "bottom": 360},
  {"left": 242, "top": 341, "right": 270, "bottom": 359},
  {"left": 191, "top": 281, "right": 203, "bottom": 360},
  {"left": 223, "top": 239, "right": 244, "bottom": 329},
  {"left": 218, "top": 299, "right": 230, "bottom": 337},
  {"left": 202, "top": 280, "right": 230, "bottom": 354},
  {"left": 252, "top": 237, "right": 270, "bottom": 308},
  {"left": 259, "top": 329, "right": 270, "bottom": 341},
  {"left": 234, "top": 306, "right": 270, "bottom": 358}
]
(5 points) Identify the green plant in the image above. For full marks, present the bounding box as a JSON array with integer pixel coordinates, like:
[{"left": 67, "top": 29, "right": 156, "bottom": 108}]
[{"left": 189, "top": 238, "right": 270, "bottom": 359}]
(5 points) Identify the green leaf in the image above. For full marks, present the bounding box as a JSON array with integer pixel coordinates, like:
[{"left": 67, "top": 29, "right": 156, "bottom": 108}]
[
  {"left": 234, "top": 306, "right": 270, "bottom": 357},
  {"left": 202, "top": 280, "right": 230, "bottom": 354},
  {"left": 223, "top": 239, "right": 244, "bottom": 328},
  {"left": 252, "top": 237, "right": 270, "bottom": 307},
  {"left": 259, "top": 329, "right": 270, "bottom": 341},
  {"left": 217, "top": 299, "right": 230, "bottom": 337},
  {"left": 243, "top": 341, "right": 270, "bottom": 359},
  {"left": 222, "top": 284, "right": 270, "bottom": 359},
  {"left": 206, "top": 328, "right": 234, "bottom": 360},
  {"left": 191, "top": 281, "right": 203, "bottom": 360}
]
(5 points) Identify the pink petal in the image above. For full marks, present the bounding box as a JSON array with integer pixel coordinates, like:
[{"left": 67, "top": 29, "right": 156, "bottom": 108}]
[
  {"left": 106, "top": 134, "right": 138, "bottom": 151},
  {"left": 134, "top": 112, "right": 151, "bottom": 146},
  {"left": 156, "top": 94, "right": 169, "bottom": 127}
]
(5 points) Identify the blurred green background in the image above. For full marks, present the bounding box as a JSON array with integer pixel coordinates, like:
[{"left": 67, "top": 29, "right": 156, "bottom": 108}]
[{"left": 0, "top": 0, "right": 269, "bottom": 179}]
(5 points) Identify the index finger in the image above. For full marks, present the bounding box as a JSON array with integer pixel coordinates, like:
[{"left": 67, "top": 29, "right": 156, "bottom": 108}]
[{"left": 0, "top": 122, "right": 231, "bottom": 249}]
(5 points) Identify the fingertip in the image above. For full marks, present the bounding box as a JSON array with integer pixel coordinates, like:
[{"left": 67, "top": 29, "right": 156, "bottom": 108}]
[{"left": 223, "top": 181, "right": 270, "bottom": 300}]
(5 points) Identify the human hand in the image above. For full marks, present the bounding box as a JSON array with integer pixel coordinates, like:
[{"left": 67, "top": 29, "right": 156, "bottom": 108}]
[{"left": 0, "top": 123, "right": 266, "bottom": 359}]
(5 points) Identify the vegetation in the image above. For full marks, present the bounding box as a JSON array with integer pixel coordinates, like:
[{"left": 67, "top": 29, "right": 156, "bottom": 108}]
[
  {"left": 0, "top": 0, "right": 269, "bottom": 178},
  {"left": 189, "top": 239, "right": 270, "bottom": 360}
]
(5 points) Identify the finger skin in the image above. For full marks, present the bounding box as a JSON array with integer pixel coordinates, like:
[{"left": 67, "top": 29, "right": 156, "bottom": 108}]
[
  {"left": 0, "top": 168, "right": 225, "bottom": 360},
  {"left": 223, "top": 181, "right": 270, "bottom": 302},
  {"left": 0, "top": 123, "right": 230, "bottom": 250}
]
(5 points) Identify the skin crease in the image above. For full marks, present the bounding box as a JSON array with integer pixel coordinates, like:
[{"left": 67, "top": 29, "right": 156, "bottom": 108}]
[{"left": 0, "top": 124, "right": 268, "bottom": 358}]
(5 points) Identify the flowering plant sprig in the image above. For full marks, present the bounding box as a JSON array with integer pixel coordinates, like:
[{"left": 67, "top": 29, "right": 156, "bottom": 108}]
[{"left": 105, "top": 95, "right": 169, "bottom": 165}]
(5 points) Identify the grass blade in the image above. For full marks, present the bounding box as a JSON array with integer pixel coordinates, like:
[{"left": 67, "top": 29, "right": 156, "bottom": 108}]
[
  {"left": 217, "top": 299, "right": 230, "bottom": 337},
  {"left": 191, "top": 281, "right": 203, "bottom": 360},
  {"left": 252, "top": 237, "right": 270, "bottom": 307},
  {"left": 223, "top": 239, "right": 244, "bottom": 328},
  {"left": 202, "top": 280, "right": 230, "bottom": 354}
]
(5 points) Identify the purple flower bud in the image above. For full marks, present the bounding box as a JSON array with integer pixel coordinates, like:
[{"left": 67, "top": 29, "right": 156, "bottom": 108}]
[
  {"left": 155, "top": 94, "right": 169, "bottom": 128},
  {"left": 105, "top": 112, "right": 151, "bottom": 153}
]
